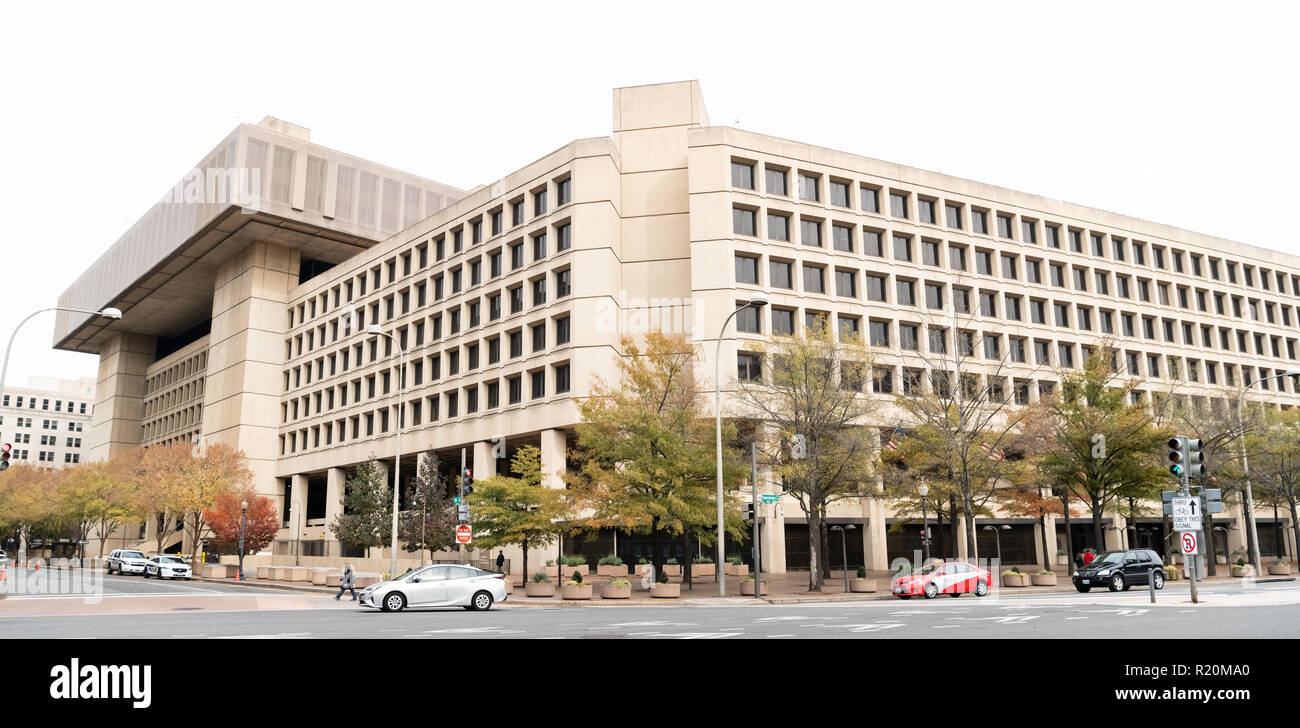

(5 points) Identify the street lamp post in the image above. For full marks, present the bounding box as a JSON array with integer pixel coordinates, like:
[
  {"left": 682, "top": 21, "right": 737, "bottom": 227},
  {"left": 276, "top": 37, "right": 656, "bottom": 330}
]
[
  {"left": 830, "top": 524, "right": 856, "bottom": 591},
  {"left": 714, "top": 292, "right": 768, "bottom": 597},
  {"left": 1236, "top": 367, "right": 1300, "bottom": 575},
  {"left": 238, "top": 500, "right": 248, "bottom": 581},
  {"left": 0, "top": 306, "right": 122, "bottom": 405},
  {"left": 365, "top": 324, "right": 407, "bottom": 579},
  {"left": 918, "top": 481, "right": 930, "bottom": 563},
  {"left": 982, "top": 524, "right": 1010, "bottom": 565}
]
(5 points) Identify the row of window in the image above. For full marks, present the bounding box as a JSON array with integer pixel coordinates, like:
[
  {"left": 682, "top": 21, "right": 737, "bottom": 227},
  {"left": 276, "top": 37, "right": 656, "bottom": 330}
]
[
  {"left": 729, "top": 158, "right": 1300, "bottom": 299},
  {"left": 283, "top": 316, "right": 572, "bottom": 424},
  {"left": 731, "top": 213, "right": 1300, "bottom": 333},
  {"left": 288, "top": 174, "right": 573, "bottom": 332},
  {"left": 281, "top": 362, "right": 571, "bottom": 454},
  {"left": 0, "top": 396, "right": 90, "bottom": 415},
  {"left": 0, "top": 417, "right": 85, "bottom": 432},
  {"left": 144, "top": 350, "right": 207, "bottom": 395}
]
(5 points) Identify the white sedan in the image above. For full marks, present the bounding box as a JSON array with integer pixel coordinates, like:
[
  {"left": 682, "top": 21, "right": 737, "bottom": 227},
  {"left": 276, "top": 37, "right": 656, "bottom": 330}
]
[
  {"left": 143, "top": 555, "right": 192, "bottom": 580},
  {"left": 359, "top": 564, "right": 508, "bottom": 612}
]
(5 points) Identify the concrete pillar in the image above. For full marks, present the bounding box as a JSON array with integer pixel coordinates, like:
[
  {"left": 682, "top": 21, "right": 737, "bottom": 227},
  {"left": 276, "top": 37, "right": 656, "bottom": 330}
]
[
  {"left": 326, "top": 467, "right": 346, "bottom": 526},
  {"left": 89, "top": 332, "right": 156, "bottom": 462},
  {"left": 201, "top": 240, "right": 300, "bottom": 503},
  {"left": 289, "top": 474, "right": 308, "bottom": 547},
  {"left": 539, "top": 428, "right": 565, "bottom": 489},
  {"left": 1105, "top": 515, "right": 1126, "bottom": 551},
  {"left": 1043, "top": 514, "right": 1060, "bottom": 567},
  {"left": 473, "top": 440, "right": 496, "bottom": 480},
  {"left": 865, "top": 499, "right": 889, "bottom": 570},
  {"left": 764, "top": 501, "right": 786, "bottom": 573},
  {"left": 956, "top": 517, "right": 968, "bottom": 561}
]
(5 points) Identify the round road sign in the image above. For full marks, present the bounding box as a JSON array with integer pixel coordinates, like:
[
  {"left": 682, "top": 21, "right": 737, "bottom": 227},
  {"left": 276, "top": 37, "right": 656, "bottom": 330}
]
[
  {"left": 1181, "top": 532, "right": 1197, "bottom": 555},
  {"left": 455, "top": 524, "right": 472, "bottom": 545}
]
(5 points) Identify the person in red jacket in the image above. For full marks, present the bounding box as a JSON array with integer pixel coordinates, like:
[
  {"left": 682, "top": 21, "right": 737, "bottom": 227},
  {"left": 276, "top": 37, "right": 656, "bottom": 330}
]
[{"left": 1083, "top": 550, "right": 1095, "bottom": 566}]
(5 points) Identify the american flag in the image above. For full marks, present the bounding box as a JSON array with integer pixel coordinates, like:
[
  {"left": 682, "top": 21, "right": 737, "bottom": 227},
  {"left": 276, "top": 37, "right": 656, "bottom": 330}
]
[
  {"left": 980, "top": 442, "right": 1006, "bottom": 461},
  {"left": 885, "top": 427, "right": 904, "bottom": 451}
]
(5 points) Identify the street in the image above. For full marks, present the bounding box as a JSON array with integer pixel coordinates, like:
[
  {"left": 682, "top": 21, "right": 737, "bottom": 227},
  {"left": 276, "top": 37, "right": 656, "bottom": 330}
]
[{"left": 3, "top": 571, "right": 1298, "bottom": 639}]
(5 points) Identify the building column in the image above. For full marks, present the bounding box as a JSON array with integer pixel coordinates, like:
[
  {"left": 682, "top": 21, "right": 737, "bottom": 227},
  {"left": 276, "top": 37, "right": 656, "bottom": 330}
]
[
  {"left": 473, "top": 440, "right": 497, "bottom": 480},
  {"left": 956, "top": 517, "right": 968, "bottom": 561},
  {"left": 89, "top": 332, "right": 156, "bottom": 462},
  {"left": 865, "top": 499, "right": 889, "bottom": 570},
  {"left": 325, "top": 467, "right": 346, "bottom": 527},
  {"left": 1043, "top": 513, "right": 1060, "bottom": 567},
  {"left": 539, "top": 429, "right": 565, "bottom": 489},
  {"left": 763, "top": 501, "right": 786, "bottom": 573},
  {"left": 1105, "top": 514, "right": 1126, "bottom": 551}
]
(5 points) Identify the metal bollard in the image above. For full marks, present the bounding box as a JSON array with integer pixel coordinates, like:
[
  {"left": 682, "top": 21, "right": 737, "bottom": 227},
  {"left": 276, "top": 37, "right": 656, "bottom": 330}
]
[{"left": 1148, "top": 567, "right": 1156, "bottom": 603}]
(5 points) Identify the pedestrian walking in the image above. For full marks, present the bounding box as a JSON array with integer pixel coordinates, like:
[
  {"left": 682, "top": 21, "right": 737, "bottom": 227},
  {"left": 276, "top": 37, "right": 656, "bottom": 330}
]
[
  {"left": 1074, "top": 552, "right": 1084, "bottom": 569},
  {"left": 335, "top": 564, "right": 357, "bottom": 601},
  {"left": 495, "top": 551, "right": 505, "bottom": 573}
]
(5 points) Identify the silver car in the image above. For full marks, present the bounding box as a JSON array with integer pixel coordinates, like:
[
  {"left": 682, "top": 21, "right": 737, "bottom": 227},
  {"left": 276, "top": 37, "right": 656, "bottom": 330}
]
[
  {"left": 144, "top": 554, "right": 192, "bottom": 580},
  {"left": 107, "top": 549, "right": 149, "bottom": 575},
  {"left": 359, "top": 564, "right": 508, "bottom": 612}
]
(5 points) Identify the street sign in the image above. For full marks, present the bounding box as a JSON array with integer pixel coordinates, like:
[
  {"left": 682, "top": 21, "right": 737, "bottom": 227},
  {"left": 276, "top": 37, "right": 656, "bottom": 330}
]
[
  {"left": 455, "top": 525, "right": 472, "bottom": 545},
  {"left": 1181, "top": 532, "right": 1198, "bottom": 555},
  {"left": 1161, "top": 491, "right": 1177, "bottom": 503},
  {"left": 1202, "top": 488, "right": 1222, "bottom": 501},
  {"left": 1171, "top": 497, "right": 1202, "bottom": 531},
  {"left": 760, "top": 494, "right": 779, "bottom": 504},
  {"left": 452, "top": 496, "right": 461, "bottom": 504}
]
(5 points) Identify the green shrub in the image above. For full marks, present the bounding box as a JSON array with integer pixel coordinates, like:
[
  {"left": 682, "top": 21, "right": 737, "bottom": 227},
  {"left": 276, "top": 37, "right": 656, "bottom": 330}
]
[
  {"left": 531, "top": 572, "right": 551, "bottom": 584},
  {"left": 608, "top": 578, "right": 630, "bottom": 587},
  {"left": 545, "top": 559, "right": 554, "bottom": 567},
  {"left": 597, "top": 554, "right": 624, "bottom": 566},
  {"left": 1235, "top": 557, "right": 1245, "bottom": 567},
  {"left": 561, "top": 555, "right": 587, "bottom": 567},
  {"left": 740, "top": 577, "right": 767, "bottom": 584},
  {"left": 856, "top": 565, "right": 868, "bottom": 579},
  {"left": 666, "top": 558, "right": 679, "bottom": 565},
  {"left": 726, "top": 555, "right": 744, "bottom": 565},
  {"left": 1035, "top": 569, "right": 1054, "bottom": 576},
  {"left": 692, "top": 555, "right": 714, "bottom": 564},
  {"left": 655, "top": 569, "right": 669, "bottom": 584}
]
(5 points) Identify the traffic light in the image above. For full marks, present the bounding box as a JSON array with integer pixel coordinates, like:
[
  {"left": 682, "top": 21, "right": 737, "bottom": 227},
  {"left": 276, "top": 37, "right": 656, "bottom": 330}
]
[
  {"left": 0, "top": 443, "right": 9, "bottom": 471},
  {"left": 1184, "top": 438, "right": 1206, "bottom": 479},
  {"left": 460, "top": 467, "right": 473, "bottom": 496},
  {"left": 743, "top": 503, "right": 755, "bottom": 522},
  {"left": 1167, "top": 436, "right": 1187, "bottom": 477}
]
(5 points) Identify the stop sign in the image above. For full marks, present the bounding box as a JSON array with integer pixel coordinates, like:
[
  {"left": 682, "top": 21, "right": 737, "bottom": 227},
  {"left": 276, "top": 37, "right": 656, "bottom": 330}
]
[{"left": 455, "top": 525, "right": 472, "bottom": 544}]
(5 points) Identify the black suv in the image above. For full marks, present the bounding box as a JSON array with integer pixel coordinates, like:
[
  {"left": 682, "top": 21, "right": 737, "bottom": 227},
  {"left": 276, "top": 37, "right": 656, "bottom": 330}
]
[{"left": 1072, "top": 549, "right": 1165, "bottom": 592}]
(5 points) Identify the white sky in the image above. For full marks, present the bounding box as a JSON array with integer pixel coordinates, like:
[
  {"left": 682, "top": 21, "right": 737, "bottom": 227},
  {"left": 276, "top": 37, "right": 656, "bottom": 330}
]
[{"left": 0, "top": 0, "right": 1296, "bottom": 387}]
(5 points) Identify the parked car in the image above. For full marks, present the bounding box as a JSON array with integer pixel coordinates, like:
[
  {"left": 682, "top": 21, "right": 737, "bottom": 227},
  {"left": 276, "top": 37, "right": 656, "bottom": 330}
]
[
  {"left": 1072, "top": 549, "right": 1165, "bottom": 592},
  {"left": 144, "top": 554, "right": 192, "bottom": 580},
  {"left": 106, "top": 549, "right": 149, "bottom": 575},
  {"left": 892, "top": 561, "right": 991, "bottom": 599},
  {"left": 359, "top": 564, "right": 508, "bottom": 612},
  {"left": 0, "top": 549, "right": 8, "bottom": 563}
]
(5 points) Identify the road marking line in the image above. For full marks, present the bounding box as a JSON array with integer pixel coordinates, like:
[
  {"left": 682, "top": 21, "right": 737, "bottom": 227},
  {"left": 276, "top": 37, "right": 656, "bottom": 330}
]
[{"left": 213, "top": 632, "right": 311, "bottom": 639}]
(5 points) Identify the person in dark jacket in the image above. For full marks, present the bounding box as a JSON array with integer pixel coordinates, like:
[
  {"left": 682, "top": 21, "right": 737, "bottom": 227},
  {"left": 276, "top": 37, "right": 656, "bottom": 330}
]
[
  {"left": 495, "top": 551, "right": 505, "bottom": 573},
  {"left": 1074, "top": 552, "right": 1084, "bottom": 569},
  {"left": 335, "top": 564, "right": 357, "bottom": 601}
]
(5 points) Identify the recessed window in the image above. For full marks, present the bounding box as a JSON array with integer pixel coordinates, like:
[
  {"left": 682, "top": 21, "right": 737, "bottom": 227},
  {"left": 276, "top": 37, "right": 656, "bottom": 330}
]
[
  {"left": 860, "top": 186, "right": 879, "bottom": 213},
  {"left": 864, "top": 229, "right": 883, "bottom": 257},
  {"left": 829, "top": 180, "right": 850, "bottom": 207},
  {"left": 832, "top": 224, "right": 853, "bottom": 252},
  {"left": 733, "top": 207, "right": 757, "bottom": 236},
  {"left": 770, "top": 260, "right": 793, "bottom": 289},
  {"left": 945, "top": 203, "right": 962, "bottom": 229},
  {"left": 971, "top": 209, "right": 988, "bottom": 235},
  {"left": 765, "top": 168, "right": 787, "bottom": 196},
  {"left": 889, "top": 192, "right": 908, "bottom": 218},
  {"left": 768, "top": 212, "right": 790, "bottom": 242},
  {"left": 798, "top": 173, "right": 820, "bottom": 202},
  {"left": 731, "top": 161, "right": 755, "bottom": 190},
  {"left": 893, "top": 234, "right": 911, "bottom": 262},
  {"left": 996, "top": 214, "right": 1013, "bottom": 239},
  {"left": 735, "top": 255, "right": 759, "bottom": 284},
  {"left": 918, "top": 198, "right": 936, "bottom": 225},
  {"left": 802, "top": 265, "right": 825, "bottom": 294},
  {"left": 800, "top": 219, "right": 822, "bottom": 247}
]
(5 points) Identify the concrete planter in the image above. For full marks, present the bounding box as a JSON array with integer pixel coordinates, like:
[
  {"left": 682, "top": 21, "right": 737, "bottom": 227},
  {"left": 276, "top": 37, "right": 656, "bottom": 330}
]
[
  {"left": 600, "top": 583, "right": 631, "bottom": 599},
  {"left": 691, "top": 563, "right": 715, "bottom": 579},
  {"left": 525, "top": 582, "right": 556, "bottom": 597},
  {"left": 1163, "top": 568, "right": 1180, "bottom": 581},
  {"left": 1057, "top": 554, "right": 1068, "bottom": 566},
  {"left": 724, "top": 563, "right": 748, "bottom": 577},
  {"left": 558, "top": 564, "right": 589, "bottom": 578},
  {"left": 1267, "top": 564, "right": 1293, "bottom": 576},
  {"left": 661, "top": 564, "right": 682, "bottom": 577},
  {"left": 850, "top": 578, "right": 875, "bottom": 593},
  {"left": 739, "top": 580, "right": 768, "bottom": 596},
  {"left": 650, "top": 583, "right": 680, "bottom": 598},
  {"left": 257, "top": 565, "right": 274, "bottom": 580},
  {"left": 1231, "top": 565, "right": 1255, "bottom": 578},
  {"left": 354, "top": 574, "right": 381, "bottom": 588},
  {"left": 1001, "top": 573, "right": 1028, "bottom": 587},
  {"left": 200, "top": 564, "right": 238, "bottom": 579},
  {"left": 596, "top": 564, "right": 628, "bottom": 577},
  {"left": 561, "top": 584, "right": 593, "bottom": 600},
  {"left": 1031, "top": 573, "right": 1057, "bottom": 586}
]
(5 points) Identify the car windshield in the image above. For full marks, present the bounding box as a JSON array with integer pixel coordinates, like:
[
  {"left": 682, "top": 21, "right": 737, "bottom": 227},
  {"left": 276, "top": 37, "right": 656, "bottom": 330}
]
[
  {"left": 159, "top": 556, "right": 185, "bottom": 564},
  {"left": 121, "top": 551, "right": 144, "bottom": 559},
  {"left": 920, "top": 563, "right": 945, "bottom": 575},
  {"left": 1094, "top": 551, "right": 1126, "bottom": 565}
]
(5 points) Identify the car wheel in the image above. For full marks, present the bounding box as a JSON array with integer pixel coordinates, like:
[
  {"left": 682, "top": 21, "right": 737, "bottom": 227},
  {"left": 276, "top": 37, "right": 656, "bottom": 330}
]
[
  {"left": 382, "top": 592, "right": 407, "bottom": 612},
  {"left": 1109, "top": 574, "right": 1124, "bottom": 592},
  {"left": 975, "top": 580, "right": 989, "bottom": 597},
  {"left": 896, "top": 595, "right": 912, "bottom": 600},
  {"left": 923, "top": 582, "right": 939, "bottom": 599},
  {"left": 1153, "top": 572, "right": 1165, "bottom": 590},
  {"left": 143, "top": 570, "right": 150, "bottom": 579},
  {"left": 1076, "top": 586, "right": 1091, "bottom": 593},
  {"left": 949, "top": 592, "right": 961, "bottom": 598},
  {"left": 470, "top": 591, "right": 494, "bottom": 611}
]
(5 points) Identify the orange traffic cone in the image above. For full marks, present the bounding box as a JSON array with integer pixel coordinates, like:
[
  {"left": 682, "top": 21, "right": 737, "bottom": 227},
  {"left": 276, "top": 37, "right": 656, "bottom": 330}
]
[{"left": 33, "top": 562, "right": 39, "bottom": 571}]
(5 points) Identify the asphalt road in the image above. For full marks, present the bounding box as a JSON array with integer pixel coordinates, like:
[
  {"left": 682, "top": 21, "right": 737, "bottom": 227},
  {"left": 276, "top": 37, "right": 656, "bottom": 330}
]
[{"left": 3, "top": 573, "right": 1298, "bottom": 639}]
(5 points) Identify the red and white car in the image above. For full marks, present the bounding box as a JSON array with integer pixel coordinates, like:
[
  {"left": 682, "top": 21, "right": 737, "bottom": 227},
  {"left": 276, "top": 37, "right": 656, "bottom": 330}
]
[{"left": 892, "top": 561, "right": 991, "bottom": 599}]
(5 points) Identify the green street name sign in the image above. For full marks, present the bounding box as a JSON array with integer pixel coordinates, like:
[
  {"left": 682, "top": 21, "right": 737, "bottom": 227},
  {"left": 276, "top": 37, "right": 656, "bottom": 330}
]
[{"left": 760, "top": 495, "right": 779, "bottom": 504}]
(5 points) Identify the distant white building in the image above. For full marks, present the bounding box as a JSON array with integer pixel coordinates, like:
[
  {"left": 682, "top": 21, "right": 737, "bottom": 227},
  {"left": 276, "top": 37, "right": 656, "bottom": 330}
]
[{"left": 0, "top": 376, "right": 96, "bottom": 467}]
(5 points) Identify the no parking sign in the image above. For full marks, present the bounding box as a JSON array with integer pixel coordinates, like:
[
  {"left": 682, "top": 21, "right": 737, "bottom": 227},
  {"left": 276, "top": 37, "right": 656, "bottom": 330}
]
[{"left": 1181, "top": 532, "right": 1197, "bottom": 555}]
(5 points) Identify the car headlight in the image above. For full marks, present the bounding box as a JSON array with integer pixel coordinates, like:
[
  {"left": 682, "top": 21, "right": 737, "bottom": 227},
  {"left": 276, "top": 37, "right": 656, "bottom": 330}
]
[{"left": 1097, "top": 569, "right": 1111, "bottom": 577}]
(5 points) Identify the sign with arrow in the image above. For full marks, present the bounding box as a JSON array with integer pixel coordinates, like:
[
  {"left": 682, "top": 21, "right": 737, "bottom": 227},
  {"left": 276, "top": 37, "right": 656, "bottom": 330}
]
[{"left": 1171, "top": 497, "right": 1201, "bottom": 531}]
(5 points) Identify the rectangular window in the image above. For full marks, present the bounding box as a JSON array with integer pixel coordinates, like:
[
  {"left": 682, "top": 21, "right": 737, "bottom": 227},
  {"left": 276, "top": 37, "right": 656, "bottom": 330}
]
[
  {"left": 797, "top": 173, "right": 819, "bottom": 201},
  {"left": 829, "top": 180, "right": 849, "bottom": 207},
  {"left": 802, "top": 265, "right": 825, "bottom": 294},
  {"left": 832, "top": 224, "right": 853, "bottom": 252},
  {"left": 800, "top": 219, "right": 822, "bottom": 247},
  {"left": 865, "top": 274, "right": 886, "bottom": 302},
  {"left": 771, "top": 309, "right": 795, "bottom": 335},
  {"left": 889, "top": 192, "right": 908, "bottom": 218},
  {"left": 863, "top": 229, "right": 883, "bottom": 257},
  {"left": 996, "top": 214, "right": 1013, "bottom": 239},
  {"left": 765, "top": 168, "right": 787, "bottom": 195},
  {"left": 731, "top": 161, "right": 755, "bottom": 189},
  {"left": 735, "top": 255, "right": 759, "bottom": 284},
  {"left": 918, "top": 198, "right": 935, "bottom": 224},
  {"left": 733, "top": 208, "right": 757, "bottom": 236},
  {"left": 945, "top": 203, "right": 962, "bottom": 229},
  {"left": 836, "top": 270, "right": 856, "bottom": 298},
  {"left": 893, "top": 234, "right": 911, "bottom": 261},
  {"left": 770, "top": 260, "right": 793, "bottom": 289},
  {"left": 859, "top": 186, "right": 878, "bottom": 213}
]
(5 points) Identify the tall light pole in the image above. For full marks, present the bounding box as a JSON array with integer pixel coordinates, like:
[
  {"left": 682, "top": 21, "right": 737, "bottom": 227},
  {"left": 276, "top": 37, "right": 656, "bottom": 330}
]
[
  {"left": 0, "top": 306, "right": 122, "bottom": 405},
  {"left": 982, "top": 524, "right": 1010, "bottom": 565},
  {"left": 366, "top": 324, "right": 406, "bottom": 579},
  {"left": 1236, "top": 367, "right": 1300, "bottom": 575},
  {"left": 238, "top": 500, "right": 248, "bottom": 581},
  {"left": 918, "top": 481, "right": 930, "bottom": 563},
  {"left": 830, "top": 524, "right": 856, "bottom": 591},
  {"left": 714, "top": 292, "right": 768, "bottom": 597}
]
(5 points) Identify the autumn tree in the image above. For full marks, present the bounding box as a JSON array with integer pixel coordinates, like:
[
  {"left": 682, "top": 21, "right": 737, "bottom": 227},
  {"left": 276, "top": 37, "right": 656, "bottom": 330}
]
[
  {"left": 567, "top": 332, "right": 747, "bottom": 580},
  {"left": 174, "top": 443, "right": 253, "bottom": 565},
  {"left": 1037, "top": 348, "right": 1170, "bottom": 551},
  {"left": 733, "top": 321, "right": 881, "bottom": 590},
  {"left": 330, "top": 459, "right": 391, "bottom": 554},
  {"left": 468, "top": 445, "right": 568, "bottom": 580},
  {"left": 0, "top": 464, "right": 57, "bottom": 557},
  {"left": 398, "top": 450, "right": 458, "bottom": 559},
  {"left": 202, "top": 489, "right": 280, "bottom": 554},
  {"left": 60, "top": 461, "right": 136, "bottom": 558}
]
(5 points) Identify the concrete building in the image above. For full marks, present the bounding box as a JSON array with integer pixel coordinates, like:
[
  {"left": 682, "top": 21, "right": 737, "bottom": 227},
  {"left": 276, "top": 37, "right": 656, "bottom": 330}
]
[
  {"left": 0, "top": 376, "right": 96, "bottom": 467},
  {"left": 58, "top": 82, "right": 1300, "bottom": 571}
]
